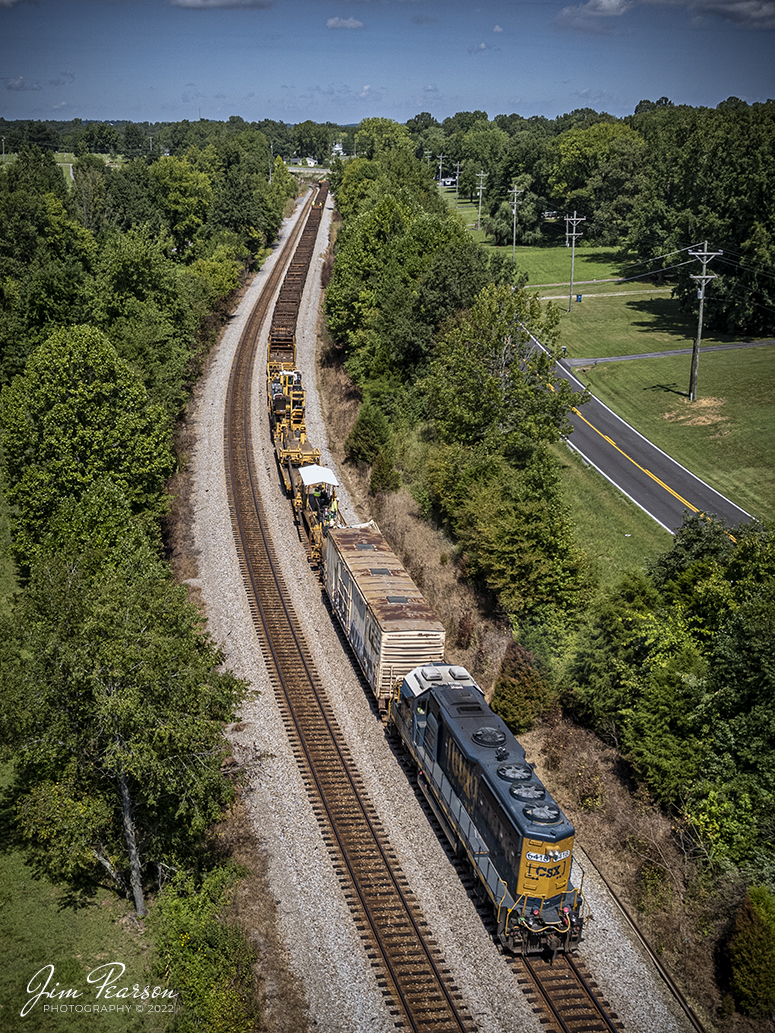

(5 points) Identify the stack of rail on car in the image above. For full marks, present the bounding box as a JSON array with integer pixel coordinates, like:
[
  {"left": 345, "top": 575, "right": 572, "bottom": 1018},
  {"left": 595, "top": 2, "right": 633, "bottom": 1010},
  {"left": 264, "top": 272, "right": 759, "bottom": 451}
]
[{"left": 263, "top": 180, "right": 586, "bottom": 955}]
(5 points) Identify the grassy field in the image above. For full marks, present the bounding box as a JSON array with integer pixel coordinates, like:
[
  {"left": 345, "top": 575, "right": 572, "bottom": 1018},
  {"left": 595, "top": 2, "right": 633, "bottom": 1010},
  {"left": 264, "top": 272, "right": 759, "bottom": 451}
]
[
  {"left": 441, "top": 187, "right": 775, "bottom": 539},
  {"left": 0, "top": 767, "right": 165, "bottom": 1033},
  {"left": 551, "top": 292, "right": 744, "bottom": 360}
]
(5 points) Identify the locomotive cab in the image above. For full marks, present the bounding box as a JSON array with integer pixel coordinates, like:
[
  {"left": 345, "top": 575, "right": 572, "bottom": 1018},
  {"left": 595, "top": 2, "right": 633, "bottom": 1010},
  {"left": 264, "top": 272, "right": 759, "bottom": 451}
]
[{"left": 390, "top": 663, "right": 586, "bottom": 954}]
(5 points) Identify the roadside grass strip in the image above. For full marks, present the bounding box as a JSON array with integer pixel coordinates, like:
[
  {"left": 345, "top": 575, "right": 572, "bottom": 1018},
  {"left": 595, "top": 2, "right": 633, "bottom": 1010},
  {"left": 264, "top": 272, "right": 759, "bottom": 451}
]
[{"left": 552, "top": 442, "right": 672, "bottom": 584}]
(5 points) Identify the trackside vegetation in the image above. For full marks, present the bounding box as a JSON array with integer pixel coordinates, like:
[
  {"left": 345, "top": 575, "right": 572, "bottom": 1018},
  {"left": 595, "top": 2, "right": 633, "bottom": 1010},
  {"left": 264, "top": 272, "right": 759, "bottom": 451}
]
[
  {"left": 0, "top": 123, "right": 299, "bottom": 1028},
  {"left": 327, "top": 108, "right": 775, "bottom": 1022}
]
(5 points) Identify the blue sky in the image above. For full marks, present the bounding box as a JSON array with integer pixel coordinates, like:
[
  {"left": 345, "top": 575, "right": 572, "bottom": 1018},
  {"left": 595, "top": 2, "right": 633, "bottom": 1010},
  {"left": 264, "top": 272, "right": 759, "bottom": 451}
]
[{"left": 2, "top": 0, "right": 773, "bottom": 125}]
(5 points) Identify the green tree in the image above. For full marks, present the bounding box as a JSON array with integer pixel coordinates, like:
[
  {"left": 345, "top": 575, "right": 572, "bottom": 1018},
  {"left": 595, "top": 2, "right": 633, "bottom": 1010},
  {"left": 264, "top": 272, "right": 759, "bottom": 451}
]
[
  {"left": 3, "top": 496, "right": 244, "bottom": 915},
  {"left": 0, "top": 177, "right": 97, "bottom": 381},
  {"left": 6, "top": 143, "right": 68, "bottom": 203},
  {"left": 72, "top": 153, "right": 109, "bottom": 233},
  {"left": 149, "top": 155, "right": 213, "bottom": 256},
  {"left": 547, "top": 121, "right": 647, "bottom": 243},
  {"left": 355, "top": 117, "right": 414, "bottom": 160},
  {"left": 0, "top": 324, "right": 174, "bottom": 566},
  {"left": 345, "top": 401, "right": 392, "bottom": 464},
  {"left": 491, "top": 640, "right": 554, "bottom": 734},
  {"left": 727, "top": 887, "right": 775, "bottom": 1017},
  {"left": 425, "top": 282, "right": 573, "bottom": 454}
]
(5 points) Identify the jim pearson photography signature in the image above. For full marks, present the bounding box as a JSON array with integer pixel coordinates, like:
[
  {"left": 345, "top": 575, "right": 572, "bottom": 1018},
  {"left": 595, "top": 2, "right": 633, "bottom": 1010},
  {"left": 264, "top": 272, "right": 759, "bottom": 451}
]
[{"left": 22, "top": 962, "right": 178, "bottom": 1017}]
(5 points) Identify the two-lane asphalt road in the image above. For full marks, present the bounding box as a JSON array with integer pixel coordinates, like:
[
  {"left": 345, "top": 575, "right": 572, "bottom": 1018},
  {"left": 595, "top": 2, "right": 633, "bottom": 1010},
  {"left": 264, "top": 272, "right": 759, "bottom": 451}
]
[{"left": 554, "top": 355, "right": 755, "bottom": 533}]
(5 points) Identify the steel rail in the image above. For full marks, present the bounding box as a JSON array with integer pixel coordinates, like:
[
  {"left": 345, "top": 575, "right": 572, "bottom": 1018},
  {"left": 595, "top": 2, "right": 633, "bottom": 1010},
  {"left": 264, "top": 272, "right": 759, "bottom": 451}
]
[
  {"left": 518, "top": 952, "right": 624, "bottom": 1033},
  {"left": 224, "top": 187, "right": 473, "bottom": 1033}
]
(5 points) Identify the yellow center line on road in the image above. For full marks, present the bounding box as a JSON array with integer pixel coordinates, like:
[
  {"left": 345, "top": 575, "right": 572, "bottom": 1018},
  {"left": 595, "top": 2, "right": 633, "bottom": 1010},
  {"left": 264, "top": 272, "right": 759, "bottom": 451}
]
[
  {"left": 542, "top": 362, "right": 738, "bottom": 538},
  {"left": 570, "top": 405, "right": 701, "bottom": 514}
]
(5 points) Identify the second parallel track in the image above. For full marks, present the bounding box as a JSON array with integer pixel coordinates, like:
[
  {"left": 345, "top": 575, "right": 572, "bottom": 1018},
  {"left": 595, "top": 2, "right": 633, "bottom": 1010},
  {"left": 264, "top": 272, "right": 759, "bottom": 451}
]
[{"left": 224, "top": 185, "right": 475, "bottom": 1033}]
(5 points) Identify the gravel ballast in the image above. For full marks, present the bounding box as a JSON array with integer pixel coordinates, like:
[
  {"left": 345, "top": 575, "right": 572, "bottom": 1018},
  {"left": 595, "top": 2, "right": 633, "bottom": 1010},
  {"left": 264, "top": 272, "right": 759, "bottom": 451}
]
[{"left": 189, "top": 191, "right": 698, "bottom": 1033}]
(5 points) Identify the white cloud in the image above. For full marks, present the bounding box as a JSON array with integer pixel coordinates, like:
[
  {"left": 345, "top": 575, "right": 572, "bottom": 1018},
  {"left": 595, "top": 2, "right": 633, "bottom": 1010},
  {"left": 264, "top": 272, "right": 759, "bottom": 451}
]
[
  {"left": 3, "top": 76, "right": 42, "bottom": 92},
  {"left": 687, "top": 0, "right": 775, "bottom": 26},
  {"left": 557, "top": 0, "right": 775, "bottom": 30},
  {"left": 327, "top": 16, "right": 364, "bottom": 28},
  {"left": 169, "top": 0, "right": 273, "bottom": 8},
  {"left": 0, "top": 0, "right": 25, "bottom": 6},
  {"left": 467, "top": 41, "right": 487, "bottom": 52},
  {"left": 556, "top": 0, "right": 632, "bottom": 33},
  {"left": 494, "top": 23, "right": 503, "bottom": 31}
]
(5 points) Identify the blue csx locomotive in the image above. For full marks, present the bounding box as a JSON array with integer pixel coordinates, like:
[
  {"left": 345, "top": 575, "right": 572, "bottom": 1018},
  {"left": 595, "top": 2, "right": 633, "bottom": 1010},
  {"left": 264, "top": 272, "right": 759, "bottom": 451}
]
[{"left": 389, "top": 663, "right": 586, "bottom": 954}]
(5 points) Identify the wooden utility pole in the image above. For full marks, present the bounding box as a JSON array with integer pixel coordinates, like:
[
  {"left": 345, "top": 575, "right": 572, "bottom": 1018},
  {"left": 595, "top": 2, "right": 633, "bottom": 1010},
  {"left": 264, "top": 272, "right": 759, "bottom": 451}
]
[
  {"left": 688, "top": 241, "right": 722, "bottom": 401},
  {"left": 510, "top": 185, "right": 524, "bottom": 263}
]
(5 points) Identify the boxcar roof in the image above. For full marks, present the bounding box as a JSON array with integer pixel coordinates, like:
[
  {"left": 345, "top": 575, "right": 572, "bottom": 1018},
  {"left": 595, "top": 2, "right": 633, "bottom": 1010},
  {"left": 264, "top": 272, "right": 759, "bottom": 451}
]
[{"left": 329, "top": 524, "right": 445, "bottom": 634}]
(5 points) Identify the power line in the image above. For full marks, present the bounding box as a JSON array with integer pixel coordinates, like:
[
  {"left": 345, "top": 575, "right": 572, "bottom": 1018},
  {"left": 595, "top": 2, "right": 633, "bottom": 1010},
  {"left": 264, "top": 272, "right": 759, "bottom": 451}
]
[{"left": 716, "top": 253, "right": 775, "bottom": 284}]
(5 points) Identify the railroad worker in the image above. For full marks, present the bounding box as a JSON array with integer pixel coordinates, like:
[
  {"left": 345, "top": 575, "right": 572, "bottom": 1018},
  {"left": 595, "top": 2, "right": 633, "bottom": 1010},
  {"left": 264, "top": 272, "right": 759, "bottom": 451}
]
[{"left": 330, "top": 496, "right": 338, "bottom": 522}]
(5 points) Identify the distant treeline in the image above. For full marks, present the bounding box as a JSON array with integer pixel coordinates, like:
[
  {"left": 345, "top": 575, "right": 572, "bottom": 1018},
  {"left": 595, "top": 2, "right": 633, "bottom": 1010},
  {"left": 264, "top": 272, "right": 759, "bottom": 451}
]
[{"left": 4, "top": 95, "right": 772, "bottom": 334}]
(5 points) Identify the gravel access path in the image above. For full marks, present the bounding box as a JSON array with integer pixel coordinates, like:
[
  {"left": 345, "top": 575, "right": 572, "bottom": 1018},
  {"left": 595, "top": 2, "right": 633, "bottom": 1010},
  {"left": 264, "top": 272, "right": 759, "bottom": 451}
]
[{"left": 189, "top": 192, "right": 700, "bottom": 1033}]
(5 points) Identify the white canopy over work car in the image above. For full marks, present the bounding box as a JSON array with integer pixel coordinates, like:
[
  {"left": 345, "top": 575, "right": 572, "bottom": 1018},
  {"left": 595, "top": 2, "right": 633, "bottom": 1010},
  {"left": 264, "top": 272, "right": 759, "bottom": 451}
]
[{"left": 298, "top": 464, "right": 339, "bottom": 488}]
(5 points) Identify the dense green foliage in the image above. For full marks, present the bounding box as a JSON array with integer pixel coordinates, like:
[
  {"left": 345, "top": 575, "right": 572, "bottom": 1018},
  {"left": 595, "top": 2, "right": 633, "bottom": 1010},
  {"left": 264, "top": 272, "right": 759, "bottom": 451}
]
[
  {"left": 148, "top": 866, "right": 260, "bottom": 1032},
  {"left": 0, "top": 325, "right": 174, "bottom": 568},
  {"left": 490, "top": 640, "right": 555, "bottom": 734},
  {"left": 568, "top": 515, "right": 775, "bottom": 869},
  {"left": 0, "top": 118, "right": 290, "bottom": 936},
  {"left": 727, "top": 886, "right": 775, "bottom": 1016},
  {"left": 326, "top": 123, "right": 592, "bottom": 620},
  {"left": 0, "top": 484, "right": 244, "bottom": 915},
  {"left": 0, "top": 134, "right": 296, "bottom": 389},
  {"left": 404, "top": 101, "right": 775, "bottom": 337}
]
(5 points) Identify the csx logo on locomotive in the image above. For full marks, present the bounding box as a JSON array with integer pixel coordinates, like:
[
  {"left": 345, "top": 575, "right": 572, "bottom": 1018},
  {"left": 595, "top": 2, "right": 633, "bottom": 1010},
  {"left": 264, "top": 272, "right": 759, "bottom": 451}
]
[{"left": 528, "top": 863, "right": 563, "bottom": 879}]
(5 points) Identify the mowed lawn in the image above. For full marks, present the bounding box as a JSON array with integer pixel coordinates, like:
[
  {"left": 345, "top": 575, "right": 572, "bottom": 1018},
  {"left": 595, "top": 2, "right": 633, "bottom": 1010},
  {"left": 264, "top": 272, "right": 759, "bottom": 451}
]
[
  {"left": 575, "top": 347, "right": 775, "bottom": 525},
  {"left": 551, "top": 291, "right": 744, "bottom": 360},
  {"left": 0, "top": 768, "right": 165, "bottom": 1033}
]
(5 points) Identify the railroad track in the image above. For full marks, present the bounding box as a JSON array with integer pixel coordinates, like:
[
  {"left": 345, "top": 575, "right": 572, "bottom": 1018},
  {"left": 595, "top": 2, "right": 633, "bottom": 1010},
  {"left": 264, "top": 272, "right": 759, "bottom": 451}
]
[
  {"left": 388, "top": 743, "right": 629, "bottom": 1033},
  {"left": 508, "top": 952, "right": 624, "bottom": 1033},
  {"left": 224, "top": 185, "right": 475, "bottom": 1033}
]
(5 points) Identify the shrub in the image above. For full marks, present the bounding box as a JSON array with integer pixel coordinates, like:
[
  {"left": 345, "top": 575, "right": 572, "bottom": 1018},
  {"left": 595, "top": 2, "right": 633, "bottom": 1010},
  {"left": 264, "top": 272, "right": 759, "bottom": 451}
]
[
  {"left": 490, "top": 640, "right": 554, "bottom": 734},
  {"left": 344, "top": 401, "right": 391, "bottom": 465},
  {"left": 369, "top": 449, "right": 400, "bottom": 494},
  {"left": 148, "top": 865, "right": 261, "bottom": 1033},
  {"left": 727, "top": 886, "right": 775, "bottom": 1017}
]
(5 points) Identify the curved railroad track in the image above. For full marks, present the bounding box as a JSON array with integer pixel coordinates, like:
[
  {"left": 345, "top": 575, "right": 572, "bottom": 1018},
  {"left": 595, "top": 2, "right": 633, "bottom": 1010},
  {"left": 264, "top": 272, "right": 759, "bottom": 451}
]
[{"left": 223, "top": 185, "right": 475, "bottom": 1033}]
